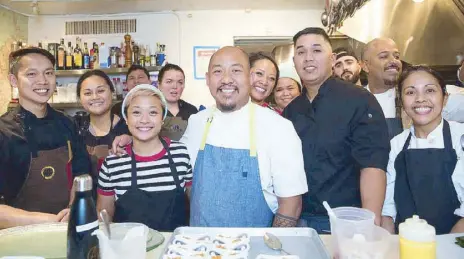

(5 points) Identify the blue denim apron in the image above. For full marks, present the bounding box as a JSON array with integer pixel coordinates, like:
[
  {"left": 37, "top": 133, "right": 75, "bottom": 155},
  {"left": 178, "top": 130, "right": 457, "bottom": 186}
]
[{"left": 190, "top": 104, "right": 274, "bottom": 227}]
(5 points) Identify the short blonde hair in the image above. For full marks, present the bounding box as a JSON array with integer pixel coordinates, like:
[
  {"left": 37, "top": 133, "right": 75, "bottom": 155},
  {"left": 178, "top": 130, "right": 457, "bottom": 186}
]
[{"left": 121, "top": 84, "right": 168, "bottom": 121}]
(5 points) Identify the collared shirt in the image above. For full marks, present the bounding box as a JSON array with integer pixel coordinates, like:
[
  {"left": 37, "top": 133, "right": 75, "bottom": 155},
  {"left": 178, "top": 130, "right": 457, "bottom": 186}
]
[
  {"left": 366, "top": 85, "right": 464, "bottom": 123},
  {"left": 284, "top": 77, "right": 390, "bottom": 215},
  {"left": 181, "top": 100, "right": 308, "bottom": 213},
  {"left": 382, "top": 120, "right": 464, "bottom": 220},
  {"left": 166, "top": 99, "right": 198, "bottom": 121},
  {"left": 0, "top": 105, "right": 91, "bottom": 203}
]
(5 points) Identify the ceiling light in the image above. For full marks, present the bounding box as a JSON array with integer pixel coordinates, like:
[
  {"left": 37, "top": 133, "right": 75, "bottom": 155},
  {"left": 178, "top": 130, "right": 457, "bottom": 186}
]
[{"left": 412, "top": 0, "right": 424, "bottom": 3}]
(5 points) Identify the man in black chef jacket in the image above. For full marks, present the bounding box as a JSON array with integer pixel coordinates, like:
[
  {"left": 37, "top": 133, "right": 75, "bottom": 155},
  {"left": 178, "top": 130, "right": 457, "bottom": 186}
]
[
  {"left": 283, "top": 27, "right": 390, "bottom": 233},
  {"left": 0, "top": 48, "right": 91, "bottom": 229}
]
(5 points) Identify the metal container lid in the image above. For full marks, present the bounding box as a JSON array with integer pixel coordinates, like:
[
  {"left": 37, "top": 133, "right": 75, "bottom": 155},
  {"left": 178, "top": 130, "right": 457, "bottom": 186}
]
[{"left": 73, "top": 174, "right": 93, "bottom": 192}]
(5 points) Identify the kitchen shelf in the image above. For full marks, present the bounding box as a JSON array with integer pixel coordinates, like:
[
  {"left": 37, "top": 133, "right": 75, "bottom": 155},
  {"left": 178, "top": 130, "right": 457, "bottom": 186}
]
[{"left": 54, "top": 66, "right": 161, "bottom": 77}]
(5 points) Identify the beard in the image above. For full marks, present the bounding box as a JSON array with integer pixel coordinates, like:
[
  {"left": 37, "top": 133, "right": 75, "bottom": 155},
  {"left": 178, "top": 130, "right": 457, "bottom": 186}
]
[
  {"left": 341, "top": 71, "right": 361, "bottom": 85},
  {"left": 383, "top": 78, "right": 398, "bottom": 87},
  {"left": 217, "top": 102, "right": 237, "bottom": 112}
]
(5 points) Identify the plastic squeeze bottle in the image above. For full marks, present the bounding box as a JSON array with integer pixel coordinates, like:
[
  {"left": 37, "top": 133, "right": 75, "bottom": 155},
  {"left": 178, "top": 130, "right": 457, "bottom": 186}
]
[{"left": 399, "top": 215, "right": 436, "bottom": 259}]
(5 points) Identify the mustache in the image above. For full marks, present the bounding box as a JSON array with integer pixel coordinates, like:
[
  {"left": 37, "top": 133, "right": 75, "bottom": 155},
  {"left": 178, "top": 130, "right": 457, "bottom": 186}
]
[{"left": 384, "top": 63, "right": 401, "bottom": 71}]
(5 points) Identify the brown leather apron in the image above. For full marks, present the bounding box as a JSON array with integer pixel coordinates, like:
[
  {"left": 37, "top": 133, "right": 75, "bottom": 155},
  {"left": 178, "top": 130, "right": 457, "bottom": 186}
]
[
  {"left": 13, "top": 141, "right": 73, "bottom": 214},
  {"left": 86, "top": 145, "right": 109, "bottom": 179},
  {"left": 160, "top": 116, "right": 188, "bottom": 141}
]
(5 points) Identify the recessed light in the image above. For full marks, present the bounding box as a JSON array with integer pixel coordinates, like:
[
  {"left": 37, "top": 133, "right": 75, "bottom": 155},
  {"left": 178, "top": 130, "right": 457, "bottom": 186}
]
[{"left": 412, "top": 0, "right": 424, "bottom": 3}]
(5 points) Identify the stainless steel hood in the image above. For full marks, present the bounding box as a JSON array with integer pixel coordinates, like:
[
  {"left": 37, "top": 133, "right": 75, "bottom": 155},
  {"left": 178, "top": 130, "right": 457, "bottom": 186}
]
[{"left": 338, "top": 0, "right": 464, "bottom": 66}]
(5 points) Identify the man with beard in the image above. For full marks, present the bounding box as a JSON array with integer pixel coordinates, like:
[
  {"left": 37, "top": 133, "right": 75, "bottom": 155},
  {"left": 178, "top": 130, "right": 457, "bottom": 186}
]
[
  {"left": 333, "top": 47, "right": 362, "bottom": 86},
  {"left": 283, "top": 28, "right": 390, "bottom": 232},
  {"left": 363, "top": 37, "right": 464, "bottom": 139}
]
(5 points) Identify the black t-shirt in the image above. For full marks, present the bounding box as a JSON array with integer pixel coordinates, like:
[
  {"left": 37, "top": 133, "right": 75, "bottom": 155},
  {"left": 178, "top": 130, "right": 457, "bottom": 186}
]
[
  {"left": 0, "top": 105, "right": 91, "bottom": 203},
  {"left": 75, "top": 114, "right": 129, "bottom": 148},
  {"left": 166, "top": 99, "right": 198, "bottom": 120},
  {"left": 283, "top": 77, "right": 390, "bottom": 215}
]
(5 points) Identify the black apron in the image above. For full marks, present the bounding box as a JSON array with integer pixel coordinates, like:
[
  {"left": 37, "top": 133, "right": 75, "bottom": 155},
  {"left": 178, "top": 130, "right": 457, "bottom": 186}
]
[
  {"left": 112, "top": 138, "right": 187, "bottom": 231},
  {"left": 394, "top": 120, "right": 460, "bottom": 234}
]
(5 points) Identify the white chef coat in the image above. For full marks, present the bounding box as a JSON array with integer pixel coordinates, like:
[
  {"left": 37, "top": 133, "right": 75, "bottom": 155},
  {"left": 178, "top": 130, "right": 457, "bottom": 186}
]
[
  {"left": 382, "top": 120, "right": 464, "bottom": 220},
  {"left": 181, "top": 100, "right": 308, "bottom": 213},
  {"left": 366, "top": 85, "right": 464, "bottom": 123}
]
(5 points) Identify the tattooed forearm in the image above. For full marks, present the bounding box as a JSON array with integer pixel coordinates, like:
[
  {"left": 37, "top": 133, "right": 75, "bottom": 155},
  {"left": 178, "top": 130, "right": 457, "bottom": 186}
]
[{"left": 273, "top": 213, "right": 298, "bottom": 227}]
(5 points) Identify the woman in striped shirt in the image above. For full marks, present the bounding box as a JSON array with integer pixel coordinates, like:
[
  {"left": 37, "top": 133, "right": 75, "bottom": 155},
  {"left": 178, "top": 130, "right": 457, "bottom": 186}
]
[{"left": 96, "top": 84, "right": 192, "bottom": 231}]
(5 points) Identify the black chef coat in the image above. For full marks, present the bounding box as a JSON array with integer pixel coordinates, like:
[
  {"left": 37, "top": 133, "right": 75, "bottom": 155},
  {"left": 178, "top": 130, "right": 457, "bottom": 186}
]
[
  {"left": 283, "top": 77, "right": 390, "bottom": 215},
  {"left": 0, "top": 105, "right": 91, "bottom": 204}
]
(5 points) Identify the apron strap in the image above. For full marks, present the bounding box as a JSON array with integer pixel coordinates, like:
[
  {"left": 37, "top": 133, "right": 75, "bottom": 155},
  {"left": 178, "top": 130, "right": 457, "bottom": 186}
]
[
  {"left": 130, "top": 146, "right": 139, "bottom": 190},
  {"left": 160, "top": 137, "right": 182, "bottom": 189},
  {"left": 199, "top": 104, "right": 257, "bottom": 157},
  {"left": 442, "top": 120, "right": 453, "bottom": 150}
]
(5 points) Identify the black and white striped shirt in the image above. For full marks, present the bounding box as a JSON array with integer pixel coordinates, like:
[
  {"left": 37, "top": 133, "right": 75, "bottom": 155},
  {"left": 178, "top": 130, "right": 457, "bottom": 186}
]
[{"left": 97, "top": 138, "right": 192, "bottom": 199}]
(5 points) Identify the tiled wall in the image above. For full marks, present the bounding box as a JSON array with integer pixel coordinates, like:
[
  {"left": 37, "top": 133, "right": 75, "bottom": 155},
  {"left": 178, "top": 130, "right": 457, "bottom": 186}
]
[{"left": 0, "top": 7, "right": 28, "bottom": 114}]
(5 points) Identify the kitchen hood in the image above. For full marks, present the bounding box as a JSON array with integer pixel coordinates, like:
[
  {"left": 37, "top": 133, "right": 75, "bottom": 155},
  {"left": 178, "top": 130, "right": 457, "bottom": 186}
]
[{"left": 338, "top": 0, "right": 464, "bottom": 66}]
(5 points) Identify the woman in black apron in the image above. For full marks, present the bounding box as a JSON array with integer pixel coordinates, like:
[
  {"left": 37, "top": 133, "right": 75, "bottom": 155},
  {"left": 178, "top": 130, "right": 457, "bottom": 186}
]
[
  {"left": 157, "top": 64, "right": 198, "bottom": 141},
  {"left": 96, "top": 85, "right": 192, "bottom": 231},
  {"left": 381, "top": 65, "right": 464, "bottom": 234},
  {"left": 75, "top": 70, "right": 129, "bottom": 196}
]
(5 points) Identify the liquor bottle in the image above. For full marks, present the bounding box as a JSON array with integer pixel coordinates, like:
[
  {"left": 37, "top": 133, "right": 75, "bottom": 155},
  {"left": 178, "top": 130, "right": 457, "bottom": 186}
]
[
  {"left": 67, "top": 174, "right": 99, "bottom": 259},
  {"left": 83, "top": 42, "right": 90, "bottom": 69},
  {"left": 66, "top": 42, "right": 74, "bottom": 70},
  {"left": 91, "top": 42, "right": 99, "bottom": 69},
  {"left": 38, "top": 41, "right": 43, "bottom": 49},
  {"left": 73, "top": 38, "right": 83, "bottom": 69},
  {"left": 133, "top": 44, "right": 140, "bottom": 66},
  {"left": 145, "top": 45, "right": 151, "bottom": 67},
  {"left": 109, "top": 47, "right": 117, "bottom": 68},
  {"left": 119, "top": 42, "right": 125, "bottom": 68},
  {"left": 57, "top": 39, "right": 66, "bottom": 70},
  {"left": 115, "top": 78, "right": 123, "bottom": 100},
  {"left": 150, "top": 45, "right": 156, "bottom": 67},
  {"left": 139, "top": 45, "right": 146, "bottom": 67},
  {"left": 124, "top": 34, "right": 132, "bottom": 68},
  {"left": 99, "top": 42, "right": 109, "bottom": 68}
]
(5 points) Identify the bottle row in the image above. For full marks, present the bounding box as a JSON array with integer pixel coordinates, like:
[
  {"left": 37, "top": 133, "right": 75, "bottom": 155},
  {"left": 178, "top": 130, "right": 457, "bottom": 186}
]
[{"left": 10, "top": 34, "right": 167, "bottom": 71}]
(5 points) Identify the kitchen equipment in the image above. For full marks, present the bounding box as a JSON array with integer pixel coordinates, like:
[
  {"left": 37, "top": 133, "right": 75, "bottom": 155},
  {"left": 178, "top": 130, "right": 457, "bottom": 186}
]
[
  {"left": 399, "top": 215, "right": 436, "bottom": 259},
  {"left": 160, "top": 227, "right": 330, "bottom": 259},
  {"left": 264, "top": 232, "right": 290, "bottom": 255},
  {"left": 337, "top": 225, "right": 391, "bottom": 259},
  {"left": 93, "top": 223, "right": 148, "bottom": 259},
  {"left": 329, "top": 207, "right": 375, "bottom": 258},
  {"left": 99, "top": 209, "right": 111, "bottom": 239}
]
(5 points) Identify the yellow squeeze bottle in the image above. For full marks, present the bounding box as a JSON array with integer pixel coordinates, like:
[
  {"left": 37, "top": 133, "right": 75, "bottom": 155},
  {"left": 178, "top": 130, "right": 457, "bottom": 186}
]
[{"left": 399, "top": 215, "right": 436, "bottom": 259}]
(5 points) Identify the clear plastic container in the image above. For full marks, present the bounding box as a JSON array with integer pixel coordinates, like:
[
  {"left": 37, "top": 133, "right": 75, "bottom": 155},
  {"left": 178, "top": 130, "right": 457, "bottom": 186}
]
[
  {"left": 329, "top": 207, "right": 376, "bottom": 258},
  {"left": 337, "top": 225, "right": 391, "bottom": 259}
]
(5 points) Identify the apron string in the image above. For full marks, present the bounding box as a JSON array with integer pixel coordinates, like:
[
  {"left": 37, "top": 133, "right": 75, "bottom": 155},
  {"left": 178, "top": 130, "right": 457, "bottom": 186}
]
[
  {"left": 160, "top": 137, "right": 183, "bottom": 189},
  {"left": 199, "top": 104, "right": 257, "bottom": 157}
]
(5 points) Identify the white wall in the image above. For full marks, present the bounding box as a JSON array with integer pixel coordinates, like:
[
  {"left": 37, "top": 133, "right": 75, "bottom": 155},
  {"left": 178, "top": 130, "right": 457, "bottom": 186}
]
[{"left": 28, "top": 9, "right": 323, "bottom": 107}]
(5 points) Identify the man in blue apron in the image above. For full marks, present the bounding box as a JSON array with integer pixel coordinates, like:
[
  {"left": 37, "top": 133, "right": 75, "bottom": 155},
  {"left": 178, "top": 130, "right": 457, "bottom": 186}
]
[
  {"left": 283, "top": 28, "right": 390, "bottom": 233},
  {"left": 0, "top": 48, "right": 91, "bottom": 229},
  {"left": 362, "top": 38, "right": 464, "bottom": 140},
  {"left": 181, "top": 46, "right": 308, "bottom": 227}
]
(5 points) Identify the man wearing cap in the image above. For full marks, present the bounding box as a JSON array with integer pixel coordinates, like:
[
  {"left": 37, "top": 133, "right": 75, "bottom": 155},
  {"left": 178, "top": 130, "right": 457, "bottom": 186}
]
[
  {"left": 0, "top": 48, "right": 91, "bottom": 229},
  {"left": 333, "top": 47, "right": 363, "bottom": 86}
]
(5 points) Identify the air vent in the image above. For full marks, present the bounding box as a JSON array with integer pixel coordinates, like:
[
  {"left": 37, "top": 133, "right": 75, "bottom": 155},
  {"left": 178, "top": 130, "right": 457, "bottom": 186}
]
[{"left": 65, "top": 19, "right": 136, "bottom": 35}]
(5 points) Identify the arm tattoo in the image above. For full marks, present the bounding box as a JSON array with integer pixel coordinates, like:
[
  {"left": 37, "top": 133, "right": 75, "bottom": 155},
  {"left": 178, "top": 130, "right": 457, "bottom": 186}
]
[{"left": 273, "top": 212, "right": 298, "bottom": 227}]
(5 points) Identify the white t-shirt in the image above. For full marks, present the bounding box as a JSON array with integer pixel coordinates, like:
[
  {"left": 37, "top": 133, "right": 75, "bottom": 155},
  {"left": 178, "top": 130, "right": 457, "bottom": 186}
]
[
  {"left": 382, "top": 120, "right": 464, "bottom": 220},
  {"left": 181, "top": 101, "right": 308, "bottom": 213},
  {"left": 366, "top": 85, "right": 464, "bottom": 123}
]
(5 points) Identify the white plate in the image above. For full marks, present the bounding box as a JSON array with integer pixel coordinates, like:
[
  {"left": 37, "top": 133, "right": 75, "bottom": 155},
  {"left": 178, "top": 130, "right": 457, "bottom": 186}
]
[{"left": 0, "top": 222, "right": 164, "bottom": 258}]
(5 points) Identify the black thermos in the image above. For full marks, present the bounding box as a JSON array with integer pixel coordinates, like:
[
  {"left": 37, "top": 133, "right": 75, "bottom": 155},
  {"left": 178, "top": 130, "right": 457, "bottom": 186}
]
[{"left": 67, "top": 174, "right": 99, "bottom": 259}]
